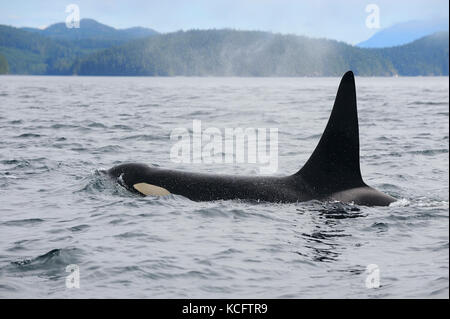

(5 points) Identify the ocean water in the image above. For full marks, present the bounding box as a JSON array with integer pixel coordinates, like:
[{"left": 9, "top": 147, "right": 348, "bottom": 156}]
[{"left": 0, "top": 75, "right": 448, "bottom": 298}]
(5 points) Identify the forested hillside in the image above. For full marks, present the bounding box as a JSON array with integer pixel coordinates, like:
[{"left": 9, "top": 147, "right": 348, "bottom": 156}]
[
  {"left": 1, "top": 21, "right": 448, "bottom": 76},
  {"left": 75, "top": 30, "right": 449, "bottom": 76},
  {"left": 0, "top": 25, "right": 85, "bottom": 74}
]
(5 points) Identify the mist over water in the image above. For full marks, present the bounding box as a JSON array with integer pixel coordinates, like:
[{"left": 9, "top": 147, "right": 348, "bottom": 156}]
[{"left": 0, "top": 75, "right": 448, "bottom": 298}]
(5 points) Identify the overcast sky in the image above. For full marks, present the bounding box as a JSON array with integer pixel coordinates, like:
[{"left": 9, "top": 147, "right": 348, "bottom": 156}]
[{"left": 1, "top": 0, "right": 448, "bottom": 44}]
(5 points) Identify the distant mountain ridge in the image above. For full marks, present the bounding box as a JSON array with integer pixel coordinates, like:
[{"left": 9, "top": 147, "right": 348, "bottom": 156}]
[
  {"left": 19, "top": 19, "right": 159, "bottom": 52},
  {"left": 358, "top": 18, "right": 449, "bottom": 48},
  {"left": 22, "top": 18, "right": 159, "bottom": 41},
  {"left": 0, "top": 19, "right": 448, "bottom": 76}
]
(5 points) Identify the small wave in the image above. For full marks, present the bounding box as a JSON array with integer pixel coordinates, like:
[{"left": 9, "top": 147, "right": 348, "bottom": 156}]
[
  {"left": 50, "top": 123, "right": 78, "bottom": 129},
  {"left": 302, "top": 231, "right": 350, "bottom": 240},
  {"left": 10, "top": 248, "right": 83, "bottom": 276},
  {"left": 186, "top": 110, "right": 212, "bottom": 116},
  {"left": 111, "top": 124, "right": 132, "bottom": 130},
  {"left": 14, "top": 133, "right": 41, "bottom": 138},
  {"left": 3, "top": 218, "right": 44, "bottom": 226},
  {"left": 77, "top": 169, "right": 139, "bottom": 198},
  {"left": 305, "top": 133, "right": 322, "bottom": 140},
  {"left": 367, "top": 222, "right": 389, "bottom": 232},
  {"left": 407, "top": 149, "right": 448, "bottom": 156},
  {"left": 390, "top": 198, "right": 410, "bottom": 207},
  {"left": 114, "top": 232, "right": 166, "bottom": 242},
  {"left": 0, "top": 158, "right": 49, "bottom": 171},
  {"left": 303, "top": 245, "right": 339, "bottom": 262},
  {"left": 390, "top": 198, "right": 449, "bottom": 209},
  {"left": 77, "top": 170, "right": 114, "bottom": 193},
  {"left": 93, "top": 145, "right": 121, "bottom": 153},
  {"left": 87, "top": 122, "right": 107, "bottom": 128},
  {"left": 0, "top": 159, "right": 25, "bottom": 165},
  {"left": 310, "top": 202, "right": 365, "bottom": 219},
  {"left": 378, "top": 183, "right": 402, "bottom": 192},
  {"left": 120, "top": 134, "right": 162, "bottom": 141},
  {"left": 408, "top": 101, "right": 448, "bottom": 106},
  {"left": 18, "top": 94, "right": 36, "bottom": 99},
  {"left": 415, "top": 200, "right": 449, "bottom": 209},
  {"left": 68, "top": 224, "right": 90, "bottom": 232},
  {"left": 194, "top": 207, "right": 230, "bottom": 218}
]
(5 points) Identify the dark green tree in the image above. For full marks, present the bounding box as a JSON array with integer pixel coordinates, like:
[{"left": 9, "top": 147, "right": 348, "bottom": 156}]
[{"left": 0, "top": 53, "right": 8, "bottom": 74}]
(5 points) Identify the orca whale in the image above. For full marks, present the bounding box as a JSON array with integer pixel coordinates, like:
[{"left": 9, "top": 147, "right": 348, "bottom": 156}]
[{"left": 107, "top": 71, "right": 396, "bottom": 206}]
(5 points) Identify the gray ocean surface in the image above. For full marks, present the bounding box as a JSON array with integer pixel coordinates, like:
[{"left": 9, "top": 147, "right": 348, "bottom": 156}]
[{"left": 0, "top": 75, "right": 448, "bottom": 298}]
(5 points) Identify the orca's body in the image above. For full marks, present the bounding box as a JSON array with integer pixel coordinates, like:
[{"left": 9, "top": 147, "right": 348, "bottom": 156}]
[{"left": 108, "top": 71, "right": 396, "bottom": 206}]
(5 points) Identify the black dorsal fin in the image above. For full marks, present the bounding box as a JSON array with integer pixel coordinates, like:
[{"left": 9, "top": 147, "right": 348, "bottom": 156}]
[{"left": 296, "top": 71, "right": 366, "bottom": 194}]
